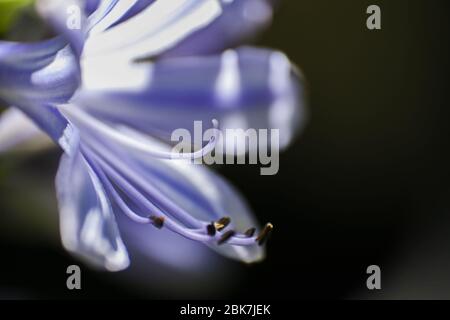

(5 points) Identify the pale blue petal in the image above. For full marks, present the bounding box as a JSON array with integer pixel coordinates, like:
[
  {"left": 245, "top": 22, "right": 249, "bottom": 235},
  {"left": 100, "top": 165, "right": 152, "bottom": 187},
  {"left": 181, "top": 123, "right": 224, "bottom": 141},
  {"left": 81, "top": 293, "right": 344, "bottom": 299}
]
[
  {"left": 36, "top": 0, "right": 88, "bottom": 58},
  {"left": 0, "top": 40, "right": 79, "bottom": 104},
  {"left": 83, "top": 0, "right": 222, "bottom": 60},
  {"left": 163, "top": 0, "right": 274, "bottom": 57},
  {"left": 87, "top": 0, "right": 155, "bottom": 34},
  {"left": 56, "top": 146, "right": 130, "bottom": 271},
  {"left": 106, "top": 0, "right": 156, "bottom": 30},
  {"left": 0, "top": 38, "right": 79, "bottom": 152},
  {"left": 84, "top": 0, "right": 101, "bottom": 15}
]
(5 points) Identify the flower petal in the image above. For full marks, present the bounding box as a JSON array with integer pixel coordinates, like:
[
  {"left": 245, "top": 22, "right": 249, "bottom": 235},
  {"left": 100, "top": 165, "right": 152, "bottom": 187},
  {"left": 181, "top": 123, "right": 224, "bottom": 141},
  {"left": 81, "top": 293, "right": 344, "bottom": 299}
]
[
  {"left": 87, "top": 0, "right": 155, "bottom": 34},
  {"left": 163, "top": 0, "right": 274, "bottom": 57},
  {"left": 77, "top": 47, "right": 306, "bottom": 151},
  {"left": 105, "top": 0, "right": 156, "bottom": 30},
  {"left": 0, "top": 107, "right": 51, "bottom": 153},
  {"left": 0, "top": 38, "right": 80, "bottom": 153},
  {"left": 0, "top": 37, "right": 66, "bottom": 62},
  {"left": 36, "top": 0, "right": 87, "bottom": 58},
  {"left": 56, "top": 145, "right": 130, "bottom": 271},
  {"left": 0, "top": 38, "right": 79, "bottom": 105},
  {"left": 84, "top": 0, "right": 101, "bottom": 16},
  {"left": 83, "top": 0, "right": 222, "bottom": 60}
]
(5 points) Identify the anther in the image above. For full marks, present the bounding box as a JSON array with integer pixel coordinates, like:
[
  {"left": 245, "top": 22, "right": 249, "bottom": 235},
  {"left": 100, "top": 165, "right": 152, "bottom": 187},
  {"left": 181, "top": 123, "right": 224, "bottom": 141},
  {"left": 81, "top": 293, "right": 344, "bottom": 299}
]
[
  {"left": 206, "top": 223, "right": 216, "bottom": 236},
  {"left": 214, "top": 216, "right": 231, "bottom": 231},
  {"left": 217, "top": 230, "right": 236, "bottom": 245},
  {"left": 244, "top": 227, "right": 256, "bottom": 237},
  {"left": 149, "top": 215, "right": 165, "bottom": 229},
  {"left": 255, "top": 223, "right": 273, "bottom": 246}
]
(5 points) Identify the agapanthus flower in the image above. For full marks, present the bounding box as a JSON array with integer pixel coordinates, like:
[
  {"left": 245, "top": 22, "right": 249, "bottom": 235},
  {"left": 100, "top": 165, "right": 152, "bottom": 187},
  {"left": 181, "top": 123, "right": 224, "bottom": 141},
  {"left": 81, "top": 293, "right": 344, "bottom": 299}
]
[{"left": 0, "top": 0, "right": 305, "bottom": 272}]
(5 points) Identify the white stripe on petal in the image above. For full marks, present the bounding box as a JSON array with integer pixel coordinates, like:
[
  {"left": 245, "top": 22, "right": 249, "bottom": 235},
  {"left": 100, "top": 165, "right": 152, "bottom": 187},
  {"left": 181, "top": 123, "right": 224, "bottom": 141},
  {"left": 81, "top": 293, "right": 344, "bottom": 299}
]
[
  {"left": 215, "top": 50, "right": 241, "bottom": 106},
  {"left": 81, "top": 55, "right": 153, "bottom": 92},
  {"left": 84, "top": 0, "right": 222, "bottom": 60},
  {"left": 268, "top": 51, "right": 291, "bottom": 95},
  {"left": 88, "top": 0, "right": 138, "bottom": 35}
]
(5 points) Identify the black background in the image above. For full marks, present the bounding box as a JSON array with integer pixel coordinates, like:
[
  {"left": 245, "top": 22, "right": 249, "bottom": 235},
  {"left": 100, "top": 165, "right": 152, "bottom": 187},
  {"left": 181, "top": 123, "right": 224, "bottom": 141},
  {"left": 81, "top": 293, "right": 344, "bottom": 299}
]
[{"left": 1, "top": 0, "right": 450, "bottom": 299}]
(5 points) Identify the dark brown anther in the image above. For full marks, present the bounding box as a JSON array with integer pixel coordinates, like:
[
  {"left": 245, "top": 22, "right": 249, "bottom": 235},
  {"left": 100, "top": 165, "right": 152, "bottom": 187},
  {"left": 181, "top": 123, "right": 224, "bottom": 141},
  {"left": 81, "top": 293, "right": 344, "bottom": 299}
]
[
  {"left": 217, "top": 230, "right": 236, "bottom": 245},
  {"left": 206, "top": 223, "right": 216, "bottom": 236},
  {"left": 214, "top": 216, "right": 231, "bottom": 231},
  {"left": 150, "top": 215, "right": 165, "bottom": 229},
  {"left": 255, "top": 223, "right": 273, "bottom": 246},
  {"left": 244, "top": 227, "right": 256, "bottom": 237}
]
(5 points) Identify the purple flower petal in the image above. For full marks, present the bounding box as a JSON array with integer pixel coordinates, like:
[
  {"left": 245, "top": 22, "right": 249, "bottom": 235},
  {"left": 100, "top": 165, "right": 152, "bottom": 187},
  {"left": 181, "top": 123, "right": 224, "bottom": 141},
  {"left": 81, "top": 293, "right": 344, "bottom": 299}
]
[
  {"left": 77, "top": 47, "right": 306, "bottom": 151},
  {"left": 105, "top": 0, "right": 157, "bottom": 30},
  {"left": 84, "top": 0, "right": 101, "bottom": 15},
  {"left": 83, "top": 0, "right": 222, "bottom": 60},
  {"left": 0, "top": 38, "right": 80, "bottom": 152},
  {"left": 0, "top": 39, "right": 79, "bottom": 104},
  {"left": 56, "top": 144, "right": 130, "bottom": 271},
  {"left": 163, "top": 0, "right": 274, "bottom": 57},
  {"left": 36, "top": 0, "right": 88, "bottom": 58}
]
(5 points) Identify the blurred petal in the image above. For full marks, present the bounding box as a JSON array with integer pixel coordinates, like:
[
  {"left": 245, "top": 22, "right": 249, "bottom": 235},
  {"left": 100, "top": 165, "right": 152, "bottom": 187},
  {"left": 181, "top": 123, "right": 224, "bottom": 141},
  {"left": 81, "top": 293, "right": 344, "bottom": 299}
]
[
  {"left": 0, "top": 37, "right": 66, "bottom": 63},
  {"left": 163, "top": 0, "right": 274, "bottom": 57},
  {"left": 0, "top": 38, "right": 80, "bottom": 151},
  {"left": 0, "top": 37, "right": 79, "bottom": 105},
  {"left": 77, "top": 47, "right": 306, "bottom": 151},
  {"left": 106, "top": 0, "right": 156, "bottom": 30},
  {"left": 83, "top": 0, "right": 222, "bottom": 60},
  {"left": 88, "top": 0, "right": 155, "bottom": 34},
  {"left": 56, "top": 146, "right": 130, "bottom": 271},
  {"left": 84, "top": 0, "right": 101, "bottom": 16},
  {"left": 36, "top": 0, "right": 87, "bottom": 58},
  {"left": 0, "top": 107, "right": 51, "bottom": 153}
]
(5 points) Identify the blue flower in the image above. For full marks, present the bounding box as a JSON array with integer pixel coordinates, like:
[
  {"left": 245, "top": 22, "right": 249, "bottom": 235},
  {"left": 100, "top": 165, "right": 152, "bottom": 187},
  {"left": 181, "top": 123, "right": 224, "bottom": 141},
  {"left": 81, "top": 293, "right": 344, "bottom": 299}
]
[{"left": 0, "top": 0, "right": 305, "bottom": 271}]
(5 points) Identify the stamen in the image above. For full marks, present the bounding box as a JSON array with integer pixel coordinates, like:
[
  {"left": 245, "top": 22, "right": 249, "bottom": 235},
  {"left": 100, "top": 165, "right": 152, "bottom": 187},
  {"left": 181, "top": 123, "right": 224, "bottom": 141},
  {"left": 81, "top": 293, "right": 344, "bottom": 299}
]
[
  {"left": 82, "top": 146, "right": 261, "bottom": 246},
  {"left": 218, "top": 230, "right": 236, "bottom": 245},
  {"left": 83, "top": 140, "right": 205, "bottom": 228},
  {"left": 256, "top": 223, "right": 273, "bottom": 246},
  {"left": 214, "top": 216, "right": 231, "bottom": 231},
  {"left": 150, "top": 215, "right": 165, "bottom": 229},
  {"left": 84, "top": 146, "right": 217, "bottom": 242},
  {"left": 60, "top": 104, "right": 219, "bottom": 160},
  {"left": 206, "top": 222, "right": 216, "bottom": 236},
  {"left": 244, "top": 227, "right": 256, "bottom": 237}
]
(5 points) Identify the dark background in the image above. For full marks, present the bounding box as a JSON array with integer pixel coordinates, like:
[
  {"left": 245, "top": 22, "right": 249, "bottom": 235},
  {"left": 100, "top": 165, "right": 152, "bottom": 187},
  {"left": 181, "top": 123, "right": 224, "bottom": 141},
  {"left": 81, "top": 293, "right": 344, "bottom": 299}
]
[{"left": 1, "top": 0, "right": 450, "bottom": 299}]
